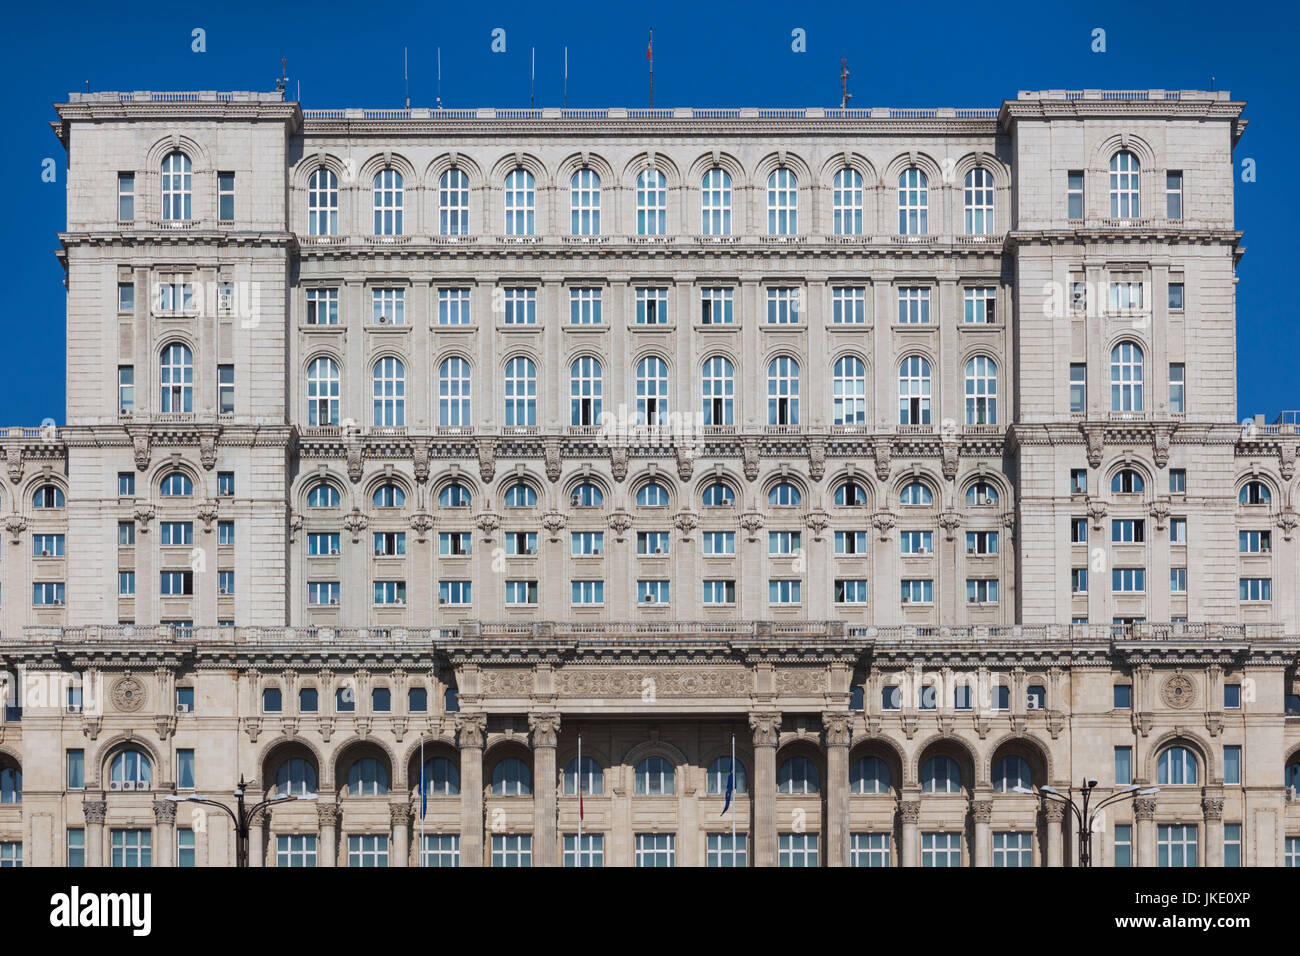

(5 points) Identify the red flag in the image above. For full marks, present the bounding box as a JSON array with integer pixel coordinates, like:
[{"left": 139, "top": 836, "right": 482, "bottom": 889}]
[
  {"left": 647, "top": 33, "right": 652, "bottom": 61},
  {"left": 579, "top": 784, "right": 584, "bottom": 820}
]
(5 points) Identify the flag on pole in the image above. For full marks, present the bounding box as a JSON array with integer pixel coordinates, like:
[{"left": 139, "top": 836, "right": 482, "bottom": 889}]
[
  {"left": 578, "top": 734, "right": 584, "bottom": 822},
  {"left": 722, "top": 747, "right": 734, "bottom": 815},
  {"left": 647, "top": 31, "right": 653, "bottom": 61},
  {"left": 419, "top": 737, "right": 427, "bottom": 820}
]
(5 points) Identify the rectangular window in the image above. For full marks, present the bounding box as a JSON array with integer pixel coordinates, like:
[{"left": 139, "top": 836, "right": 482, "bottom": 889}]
[
  {"left": 502, "top": 287, "right": 537, "bottom": 325},
  {"left": 372, "top": 531, "right": 407, "bottom": 556},
  {"left": 1111, "top": 519, "right": 1146, "bottom": 543},
  {"left": 1170, "top": 568, "right": 1187, "bottom": 593},
  {"left": 901, "top": 579, "right": 933, "bottom": 604},
  {"left": 372, "top": 580, "right": 406, "bottom": 605},
  {"left": 306, "top": 288, "right": 340, "bottom": 325},
  {"left": 881, "top": 685, "right": 901, "bottom": 710},
  {"left": 569, "top": 287, "right": 603, "bottom": 325},
  {"left": 834, "top": 579, "right": 869, "bottom": 604},
  {"left": 634, "top": 833, "right": 675, "bottom": 868},
  {"left": 635, "top": 287, "right": 669, "bottom": 325},
  {"left": 218, "top": 365, "right": 235, "bottom": 415},
  {"left": 1289, "top": 837, "right": 1300, "bottom": 867},
  {"left": 562, "top": 833, "right": 605, "bottom": 867},
  {"left": 157, "top": 279, "right": 195, "bottom": 312},
  {"left": 419, "top": 834, "right": 458, "bottom": 868},
  {"left": 34, "top": 533, "right": 65, "bottom": 557},
  {"left": 1108, "top": 278, "right": 1144, "bottom": 312},
  {"left": 703, "top": 579, "right": 736, "bottom": 604},
  {"left": 832, "top": 286, "right": 866, "bottom": 324},
  {"left": 439, "top": 532, "right": 472, "bottom": 556},
  {"left": 504, "top": 580, "right": 539, "bottom": 606},
  {"left": 33, "top": 582, "right": 66, "bottom": 605},
  {"left": 278, "top": 834, "right": 318, "bottom": 867},
  {"left": 703, "top": 531, "right": 736, "bottom": 555},
  {"left": 953, "top": 684, "right": 974, "bottom": 710},
  {"left": 636, "top": 531, "right": 669, "bottom": 556},
  {"left": 176, "top": 687, "right": 194, "bottom": 712},
  {"left": 706, "top": 832, "right": 747, "bottom": 867},
  {"left": 1224, "top": 684, "right": 1242, "bottom": 709},
  {"left": 118, "top": 571, "right": 135, "bottom": 596},
  {"left": 118, "top": 172, "right": 135, "bottom": 221},
  {"left": 118, "top": 521, "right": 135, "bottom": 546},
  {"left": 67, "top": 829, "right": 85, "bottom": 867},
  {"left": 110, "top": 829, "right": 152, "bottom": 867},
  {"left": 965, "top": 531, "right": 998, "bottom": 556},
  {"left": 1157, "top": 824, "right": 1198, "bottom": 867},
  {"left": 700, "top": 287, "right": 734, "bottom": 325},
  {"left": 160, "top": 521, "right": 194, "bottom": 546},
  {"left": 1071, "top": 568, "right": 1088, "bottom": 594},
  {"left": 492, "top": 834, "right": 532, "bottom": 868},
  {"left": 308, "top": 533, "right": 340, "bottom": 556},
  {"left": 768, "top": 579, "right": 801, "bottom": 605},
  {"left": 834, "top": 530, "right": 869, "bottom": 555},
  {"left": 1224, "top": 824, "right": 1241, "bottom": 868},
  {"left": 897, "top": 286, "right": 931, "bottom": 324},
  {"left": 216, "top": 521, "right": 234, "bottom": 547},
  {"left": 160, "top": 571, "right": 194, "bottom": 596},
  {"left": 1239, "top": 577, "right": 1272, "bottom": 602},
  {"left": 766, "top": 287, "right": 800, "bottom": 324},
  {"left": 438, "top": 288, "right": 471, "bottom": 326},
  {"left": 992, "top": 832, "right": 1033, "bottom": 867},
  {"left": 573, "top": 531, "right": 606, "bottom": 556},
  {"left": 777, "top": 833, "right": 819, "bottom": 867},
  {"left": 571, "top": 580, "right": 605, "bottom": 605},
  {"left": 1067, "top": 170, "right": 1084, "bottom": 219},
  {"left": 920, "top": 832, "right": 961, "bottom": 867},
  {"left": 637, "top": 579, "right": 670, "bottom": 605},
  {"left": 1071, "top": 518, "right": 1088, "bottom": 543},
  {"left": 1111, "top": 568, "right": 1146, "bottom": 593},
  {"left": 118, "top": 366, "right": 134, "bottom": 415},
  {"left": 347, "top": 834, "right": 389, "bottom": 867},
  {"left": 1114, "top": 684, "right": 1132, "bottom": 709},
  {"left": 1224, "top": 746, "right": 1241, "bottom": 785},
  {"left": 965, "top": 579, "right": 999, "bottom": 604},
  {"left": 900, "top": 530, "right": 933, "bottom": 555},
  {"left": 1169, "top": 363, "right": 1185, "bottom": 414},
  {"left": 218, "top": 471, "right": 234, "bottom": 496},
  {"left": 217, "top": 171, "right": 235, "bottom": 221},
  {"left": 1239, "top": 530, "right": 1271, "bottom": 554},
  {"left": 505, "top": 531, "right": 538, "bottom": 556},
  {"left": 177, "top": 749, "right": 195, "bottom": 790},
  {"left": 1070, "top": 469, "right": 1087, "bottom": 494},
  {"left": 847, "top": 832, "right": 891, "bottom": 868},
  {"left": 118, "top": 282, "right": 134, "bottom": 312},
  {"left": 372, "top": 288, "right": 405, "bottom": 325},
  {"left": 67, "top": 749, "right": 84, "bottom": 789},
  {"left": 1114, "top": 825, "right": 1132, "bottom": 867},
  {"left": 1115, "top": 746, "right": 1132, "bottom": 785},
  {"left": 963, "top": 287, "right": 996, "bottom": 324},
  {"left": 1069, "top": 363, "right": 1087, "bottom": 413},
  {"left": 308, "top": 581, "right": 341, "bottom": 606},
  {"left": 1168, "top": 282, "right": 1185, "bottom": 310},
  {"left": 768, "top": 531, "right": 802, "bottom": 555},
  {"left": 1170, "top": 469, "right": 1186, "bottom": 493},
  {"left": 438, "top": 580, "right": 471, "bottom": 606},
  {"left": 1166, "top": 171, "right": 1183, "bottom": 219}
]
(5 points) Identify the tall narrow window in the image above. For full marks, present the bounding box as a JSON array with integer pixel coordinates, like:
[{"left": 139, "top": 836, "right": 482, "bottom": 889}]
[
  {"left": 307, "top": 357, "right": 340, "bottom": 426},
  {"left": 438, "top": 357, "right": 471, "bottom": 427},
  {"left": 701, "top": 169, "right": 732, "bottom": 235},
  {"left": 504, "top": 357, "right": 537, "bottom": 427},
  {"left": 308, "top": 167, "right": 338, "bottom": 236},
  {"left": 118, "top": 173, "right": 135, "bottom": 221},
  {"left": 504, "top": 168, "right": 535, "bottom": 235},
  {"left": 767, "top": 168, "right": 797, "bottom": 235},
  {"left": 1109, "top": 151, "right": 1141, "bottom": 218},
  {"left": 1070, "top": 363, "right": 1087, "bottom": 413},
  {"left": 636, "top": 357, "right": 670, "bottom": 426},
  {"left": 159, "top": 343, "right": 193, "bottom": 413},
  {"left": 439, "top": 168, "right": 470, "bottom": 235},
  {"left": 373, "top": 168, "right": 403, "bottom": 235},
  {"left": 1169, "top": 363, "right": 1185, "bottom": 414},
  {"left": 1067, "top": 170, "right": 1084, "bottom": 219},
  {"left": 161, "top": 152, "right": 192, "bottom": 221},
  {"left": 570, "top": 169, "right": 601, "bottom": 235},
  {"left": 833, "top": 356, "right": 868, "bottom": 427},
  {"left": 218, "top": 364, "right": 234, "bottom": 415},
  {"left": 372, "top": 357, "right": 406, "bottom": 427},
  {"left": 899, "top": 356, "right": 932, "bottom": 425},
  {"left": 1110, "top": 343, "right": 1144, "bottom": 412},
  {"left": 964, "top": 356, "right": 998, "bottom": 425},
  {"left": 767, "top": 357, "right": 800, "bottom": 426},
  {"left": 217, "top": 171, "right": 235, "bottom": 221},
  {"left": 637, "top": 168, "right": 667, "bottom": 235},
  {"left": 118, "top": 366, "right": 135, "bottom": 415},
  {"left": 1165, "top": 171, "right": 1183, "bottom": 219},
  {"left": 833, "top": 166, "right": 862, "bottom": 235},
  {"left": 570, "top": 357, "right": 603, "bottom": 426},
  {"left": 963, "top": 168, "right": 994, "bottom": 234},
  {"left": 897, "top": 168, "right": 928, "bottom": 235},
  {"left": 701, "top": 356, "right": 734, "bottom": 426}
]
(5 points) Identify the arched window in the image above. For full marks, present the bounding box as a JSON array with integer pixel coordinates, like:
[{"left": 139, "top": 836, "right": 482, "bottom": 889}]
[
  {"left": 0, "top": 766, "right": 21, "bottom": 804},
  {"left": 161, "top": 151, "right": 192, "bottom": 221},
  {"left": 503, "top": 480, "right": 538, "bottom": 508},
  {"left": 1109, "top": 151, "right": 1141, "bottom": 218},
  {"left": 767, "top": 168, "right": 798, "bottom": 235},
  {"left": 706, "top": 756, "right": 748, "bottom": 795},
  {"left": 570, "top": 356, "right": 603, "bottom": 427},
  {"left": 964, "top": 356, "right": 998, "bottom": 425},
  {"left": 833, "top": 166, "right": 863, "bottom": 236},
  {"left": 570, "top": 482, "right": 604, "bottom": 508},
  {"left": 372, "top": 168, "right": 403, "bottom": 235},
  {"left": 33, "top": 484, "right": 66, "bottom": 509},
  {"left": 1110, "top": 342, "right": 1144, "bottom": 412},
  {"left": 307, "top": 357, "right": 340, "bottom": 426},
  {"left": 767, "top": 356, "right": 800, "bottom": 426},
  {"left": 834, "top": 478, "right": 870, "bottom": 507},
  {"left": 438, "top": 357, "right": 471, "bottom": 427},
  {"left": 702, "top": 481, "right": 735, "bottom": 508},
  {"left": 966, "top": 481, "right": 999, "bottom": 506},
  {"left": 964, "top": 167, "right": 995, "bottom": 235},
  {"left": 160, "top": 342, "right": 194, "bottom": 413},
  {"left": 701, "top": 168, "right": 731, "bottom": 235},
  {"left": 308, "top": 167, "right": 338, "bottom": 236},
  {"left": 900, "top": 481, "right": 933, "bottom": 507},
  {"left": 833, "top": 356, "right": 868, "bottom": 426},
  {"left": 898, "top": 167, "right": 929, "bottom": 235},
  {"left": 850, "top": 756, "right": 891, "bottom": 794},
  {"left": 492, "top": 757, "right": 532, "bottom": 796},
  {"left": 110, "top": 749, "right": 152, "bottom": 788},
  {"left": 421, "top": 756, "right": 460, "bottom": 796},
  {"left": 778, "top": 756, "right": 820, "bottom": 794},
  {"left": 347, "top": 757, "right": 389, "bottom": 796},
  {"left": 636, "top": 356, "right": 670, "bottom": 426},
  {"left": 438, "top": 482, "right": 472, "bottom": 508},
  {"left": 702, "top": 356, "right": 734, "bottom": 425},
  {"left": 503, "top": 356, "right": 538, "bottom": 427},
  {"left": 1239, "top": 481, "right": 1271, "bottom": 506},
  {"left": 159, "top": 472, "right": 193, "bottom": 497},
  {"left": 767, "top": 482, "right": 802, "bottom": 507},
  {"left": 992, "top": 755, "right": 1033, "bottom": 792},
  {"left": 372, "top": 483, "right": 406, "bottom": 508},
  {"left": 899, "top": 356, "right": 932, "bottom": 425},
  {"left": 439, "top": 168, "right": 469, "bottom": 235},
  {"left": 637, "top": 168, "right": 667, "bottom": 235},
  {"left": 1286, "top": 760, "right": 1300, "bottom": 797},
  {"left": 371, "top": 357, "right": 405, "bottom": 427},
  {"left": 637, "top": 482, "right": 670, "bottom": 507},
  {"left": 275, "top": 758, "right": 318, "bottom": 797},
  {"left": 1110, "top": 469, "right": 1145, "bottom": 494},
  {"left": 307, "top": 481, "right": 340, "bottom": 508},
  {"left": 570, "top": 169, "right": 601, "bottom": 235},
  {"left": 635, "top": 756, "right": 675, "bottom": 795},
  {"left": 1156, "top": 745, "right": 1198, "bottom": 785},
  {"left": 504, "top": 168, "right": 535, "bottom": 235},
  {"left": 563, "top": 757, "right": 604, "bottom": 795},
  {"left": 921, "top": 755, "right": 962, "bottom": 794}
]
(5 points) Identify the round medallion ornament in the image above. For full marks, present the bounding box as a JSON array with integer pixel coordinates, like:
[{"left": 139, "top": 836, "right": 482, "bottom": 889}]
[
  {"left": 111, "top": 675, "right": 147, "bottom": 713},
  {"left": 1160, "top": 674, "right": 1196, "bottom": 710}
]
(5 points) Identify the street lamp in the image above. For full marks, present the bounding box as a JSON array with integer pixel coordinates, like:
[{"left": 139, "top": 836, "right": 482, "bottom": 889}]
[
  {"left": 1013, "top": 778, "right": 1158, "bottom": 867},
  {"left": 167, "top": 774, "right": 317, "bottom": 867}
]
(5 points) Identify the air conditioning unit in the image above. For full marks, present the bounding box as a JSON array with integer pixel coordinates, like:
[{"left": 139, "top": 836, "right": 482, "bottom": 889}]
[
  {"left": 525, "top": 548, "right": 536, "bottom": 556},
  {"left": 66, "top": 704, "right": 82, "bottom": 714},
  {"left": 644, "top": 594, "right": 656, "bottom": 604},
  {"left": 917, "top": 546, "right": 929, "bottom": 555},
  {"left": 378, "top": 314, "right": 390, "bottom": 325},
  {"left": 121, "top": 781, "right": 136, "bottom": 792},
  {"left": 41, "top": 549, "right": 50, "bottom": 557},
  {"left": 120, "top": 407, "right": 130, "bottom": 415},
  {"left": 967, "top": 547, "right": 977, "bottom": 555},
  {"left": 654, "top": 547, "right": 663, "bottom": 555},
  {"left": 330, "top": 548, "right": 340, "bottom": 555},
  {"left": 219, "top": 588, "right": 229, "bottom": 595},
  {"left": 218, "top": 290, "right": 233, "bottom": 311},
  {"left": 570, "top": 495, "right": 581, "bottom": 507},
  {"left": 591, "top": 548, "right": 601, "bottom": 556},
  {"left": 329, "top": 597, "right": 339, "bottom": 605},
  {"left": 439, "top": 597, "right": 447, "bottom": 605},
  {"left": 176, "top": 703, "right": 191, "bottom": 713},
  {"left": 108, "top": 781, "right": 123, "bottom": 792},
  {"left": 901, "top": 595, "right": 911, "bottom": 604}
]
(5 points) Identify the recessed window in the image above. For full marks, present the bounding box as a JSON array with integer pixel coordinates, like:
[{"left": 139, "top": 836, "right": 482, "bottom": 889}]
[
  {"left": 1113, "top": 684, "right": 1132, "bottom": 709},
  {"left": 217, "top": 172, "right": 235, "bottom": 221},
  {"left": 1168, "top": 282, "right": 1184, "bottom": 310},
  {"left": 1165, "top": 171, "right": 1183, "bottom": 219},
  {"left": 117, "top": 173, "right": 135, "bottom": 221},
  {"left": 1067, "top": 170, "right": 1084, "bottom": 219}
]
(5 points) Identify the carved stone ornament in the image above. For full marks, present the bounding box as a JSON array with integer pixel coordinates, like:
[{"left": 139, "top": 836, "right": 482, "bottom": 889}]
[
  {"left": 1277, "top": 509, "right": 1300, "bottom": 541},
  {"left": 389, "top": 803, "right": 412, "bottom": 826},
  {"left": 153, "top": 799, "right": 177, "bottom": 824},
  {"left": 971, "top": 800, "right": 994, "bottom": 824},
  {"left": 806, "top": 438, "right": 826, "bottom": 482},
  {"left": 607, "top": 511, "right": 634, "bottom": 539},
  {"left": 873, "top": 442, "right": 892, "bottom": 481},
  {"left": 288, "top": 511, "right": 304, "bottom": 542},
  {"left": 822, "top": 713, "right": 852, "bottom": 747},
  {"left": 528, "top": 713, "right": 561, "bottom": 748},
  {"left": 941, "top": 443, "right": 959, "bottom": 481},
  {"left": 477, "top": 438, "right": 496, "bottom": 483},
  {"left": 872, "top": 510, "right": 896, "bottom": 541},
  {"left": 343, "top": 508, "right": 369, "bottom": 542},
  {"left": 673, "top": 510, "right": 699, "bottom": 537},
  {"left": 83, "top": 801, "right": 107, "bottom": 825},
  {"left": 413, "top": 442, "right": 432, "bottom": 483},
  {"left": 1082, "top": 423, "right": 1105, "bottom": 469},
  {"left": 316, "top": 803, "right": 341, "bottom": 827},
  {"left": 408, "top": 511, "right": 434, "bottom": 542},
  {"left": 196, "top": 498, "right": 220, "bottom": 532},
  {"left": 675, "top": 443, "right": 695, "bottom": 482},
  {"left": 1280, "top": 442, "right": 1297, "bottom": 482},
  {"left": 1160, "top": 673, "right": 1197, "bottom": 710},
  {"left": 199, "top": 434, "right": 217, "bottom": 470},
  {"left": 1001, "top": 511, "right": 1017, "bottom": 538},
  {"left": 481, "top": 669, "right": 534, "bottom": 697},
  {"left": 475, "top": 511, "right": 501, "bottom": 540},
  {"left": 455, "top": 714, "right": 486, "bottom": 749},
  {"left": 134, "top": 434, "right": 151, "bottom": 472},
  {"left": 609, "top": 446, "right": 629, "bottom": 482},
  {"left": 541, "top": 510, "right": 567, "bottom": 541},
  {"left": 544, "top": 440, "right": 562, "bottom": 482},
  {"left": 1152, "top": 426, "right": 1174, "bottom": 469},
  {"left": 5, "top": 446, "right": 23, "bottom": 484},
  {"left": 738, "top": 510, "right": 765, "bottom": 540},
  {"left": 5, "top": 515, "right": 27, "bottom": 545},
  {"left": 1201, "top": 797, "right": 1225, "bottom": 820},
  {"left": 1043, "top": 801, "right": 1066, "bottom": 823},
  {"left": 749, "top": 712, "right": 782, "bottom": 747},
  {"left": 1133, "top": 797, "right": 1157, "bottom": 820},
  {"left": 345, "top": 442, "right": 364, "bottom": 483},
  {"left": 742, "top": 440, "right": 760, "bottom": 482},
  {"left": 899, "top": 800, "right": 921, "bottom": 824},
  {"left": 803, "top": 508, "right": 831, "bottom": 539},
  {"left": 1086, "top": 497, "right": 1108, "bottom": 530},
  {"left": 559, "top": 668, "right": 751, "bottom": 699},
  {"left": 111, "top": 674, "right": 147, "bottom": 713},
  {"left": 938, "top": 508, "right": 962, "bottom": 541}
]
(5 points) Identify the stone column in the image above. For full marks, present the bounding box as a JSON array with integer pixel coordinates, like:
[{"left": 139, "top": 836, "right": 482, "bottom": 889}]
[
  {"left": 247, "top": 807, "right": 268, "bottom": 867},
  {"left": 971, "top": 799, "right": 993, "bottom": 867},
  {"left": 317, "top": 803, "right": 340, "bottom": 867},
  {"left": 152, "top": 799, "right": 176, "bottom": 867},
  {"left": 1202, "top": 796, "right": 1224, "bottom": 868},
  {"left": 1044, "top": 801, "right": 1065, "bottom": 867},
  {"left": 749, "top": 712, "right": 781, "bottom": 867},
  {"left": 458, "top": 714, "right": 487, "bottom": 867},
  {"left": 83, "top": 798, "right": 106, "bottom": 867},
  {"left": 529, "top": 713, "right": 561, "bottom": 867},
  {"left": 389, "top": 803, "right": 411, "bottom": 867},
  {"left": 822, "top": 713, "right": 851, "bottom": 867},
  {"left": 900, "top": 800, "right": 921, "bottom": 867},
  {"left": 1134, "top": 797, "right": 1157, "bottom": 867}
]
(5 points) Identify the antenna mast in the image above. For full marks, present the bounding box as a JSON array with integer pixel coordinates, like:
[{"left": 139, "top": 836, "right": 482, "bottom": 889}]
[
  {"left": 276, "top": 58, "right": 288, "bottom": 94},
  {"left": 404, "top": 47, "right": 410, "bottom": 109},
  {"left": 840, "top": 58, "right": 851, "bottom": 109}
]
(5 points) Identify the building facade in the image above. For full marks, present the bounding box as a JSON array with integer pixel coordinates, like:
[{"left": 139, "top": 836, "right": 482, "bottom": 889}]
[{"left": 0, "top": 86, "right": 1296, "bottom": 866}]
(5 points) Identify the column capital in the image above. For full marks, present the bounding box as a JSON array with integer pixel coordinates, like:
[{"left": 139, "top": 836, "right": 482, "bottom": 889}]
[
  {"left": 1043, "top": 801, "right": 1066, "bottom": 823},
  {"left": 389, "top": 802, "right": 413, "bottom": 826},
  {"left": 971, "top": 799, "right": 994, "bottom": 824},
  {"left": 1133, "top": 797, "right": 1158, "bottom": 820},
  {"left": 749, "top": 711, "right": 782, "bottom": 747},
  {"left": 455, "top": 713, "right": 487, "bottom": 749},
  {"left": 899, "top": 800, "right": 922, "bottom": 824},
  {"left": 249, "top": 806, "right": 271, "bottom": 827},
  {"left": 1201, "top": 797, "right": 1224, "bottom": 821},
  {"left": 528, "top": 712, "right": 561, "bottom": 748},
  {"left": 152, "top": 799, "right": 177, "bottom": 825},
  {"left": 82, "top": 800, "right": 107, "bottom": 824},
  {"left": 821, "top": 712, "right": 852, "bottom": 748},
  {"left": 316, "top": 803, "right": 341, "bottom": 826}
]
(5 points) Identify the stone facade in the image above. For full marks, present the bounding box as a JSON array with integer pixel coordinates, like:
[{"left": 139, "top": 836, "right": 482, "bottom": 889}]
[{"left": 0, "top": 87, "right": 1296, "bottom": 866}]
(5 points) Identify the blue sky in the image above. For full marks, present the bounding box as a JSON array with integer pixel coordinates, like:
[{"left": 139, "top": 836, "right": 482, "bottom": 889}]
[{"left": 1, "top": 0, "right": 1295, "bottom": 424}]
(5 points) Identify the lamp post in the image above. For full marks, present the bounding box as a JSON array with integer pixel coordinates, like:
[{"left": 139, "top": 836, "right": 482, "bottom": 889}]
[
  {"left": 167, "top": 774, "right": 317, "bottom": 867},
  {"left": 1014, "top": 778, "right": 1159, "bottom": 867}
]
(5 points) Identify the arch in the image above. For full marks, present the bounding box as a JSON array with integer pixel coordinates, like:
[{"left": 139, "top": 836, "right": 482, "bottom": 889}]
[
  {"left": 487, "top": 151, "right": 551, "bottom": 187},
  {"left": 988, "top": 733, "right": 1054, "bottom": 789},
  {"left": 258, "top": 735, "right": 328, "bottom": 788},
  {"left": 880, "top": 151, "right": 944, "bottom": 187},
  {"left": 96, "top": 735, "right": 163, "bottom": 786},
  {"left": 851, "top": 735, "right": 909, "bottom": 787},
  {"left": 501, "top": 476, "right": 542, "bottom": 509},
  {"left": 633, "top": 474, "right": 675, "bottom": 508},
  {"left": 764, "top": 476, "right": 807, "bottom": 508},
  {"left": 914, "top": 732, "right": 980, "bottom": 789},
  {"left": 332, "top": 736, "right": 400, "bottom": 794},
  {"left": 555, "top": 151, "right": 616, "bottom": 187},
  {"left": 619, "top": 151, "right": 683, "bottom": 191},
  {"left": 145, "top": 134, "right": 211, "bottom": 172},
  {"left": 355, "top": 152, "right": 418, "bottom": 186},
  {"left": 1237, "top": 476, "right": 1276, "bottom": 506},
  {"left": 26, "top": 475, "right": 69, "bottom": 512},
  {"left": 621, "top": 738, "right": 690, "bottom": 772},
  {"left": 421, "top": 152, "right": 486, "bottom": 190},
  {"left": 751, "top": 150, "right": 813, "bottom": 187},
  {"left": 434, "top": 475, "right": 477, "bottom": 509},
  {"left": 1090, "top": 133, "right": 1158, "bottom": 176},
  {"left": 291, "top": 152, "right": 350, "bottom": 190},
  {"left": 685, "top": 150, "right": 747, "bottom": 186},
  {"left": 565, "top": 475, "right": 609, "bottom": 508},
  {"left": 1105, "top": 460, "right": 1152, "bottom": 496},
  {"left": 1145, "top": 730, "right": 1214, "bottom": 784},
  {"left": 951, "top": 151, "right": 1012, "bottom": 192},
  {"left": 817, "top": 151, "right": 878, "bottom": 191},
  {"left": 299, "top": 471, "right": 348, "bottom": 510},
  {"left": 364, "top": 473, "right": 412, "bottom": 507}
]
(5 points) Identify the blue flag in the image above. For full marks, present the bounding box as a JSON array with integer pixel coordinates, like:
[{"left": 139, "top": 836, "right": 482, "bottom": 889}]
[
  {"left": 419, "top": 755, "right": 427, "bottom": 820},
  {"left": 722, "top": 757, "right": 734, "bottom": 815}
]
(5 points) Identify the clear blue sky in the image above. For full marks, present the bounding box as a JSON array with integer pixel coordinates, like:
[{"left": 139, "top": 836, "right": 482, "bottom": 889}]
[{"left": 1, "top": 0, "right": 1294, "bottom": 425}]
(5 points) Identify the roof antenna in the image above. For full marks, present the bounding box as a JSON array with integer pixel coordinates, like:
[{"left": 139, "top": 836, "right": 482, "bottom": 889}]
[
  {"left": 404, "top": 47, "right": 410, "bottom": 109},
  {"left": 840, "top": 58, "right": 851, "bottom": 109},
  {"left": 84, "top": 79, "right": 90, "bottom": 93},
  {"left": 436, "top": 47, "right": 442, "bottom": 110},
  {"left": 1210, "top": 75, "right": 1216, "bottom": 91},
  {"left": 276, "top": 58, "right": 288, "bottom": 94}
]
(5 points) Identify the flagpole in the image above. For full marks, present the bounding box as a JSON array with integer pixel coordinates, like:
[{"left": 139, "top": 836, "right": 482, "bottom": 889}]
[
  {"left": 530, "top": 46, "right": 535, "bottom": 107},
  {"left": 648, "top": 28, "right": 654, "bottom": 107},
  {"left": 731, "top": 732, "right": 737, "bottom": 866},
  {"left": 564, "top": 46, "right": 568, "bottom": 109},
  {"left": 419, "top": 735, "right": 425, "bottom": 866},
  {"left": 577, "top": 733, "right": 583, "bottom": 866}
]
